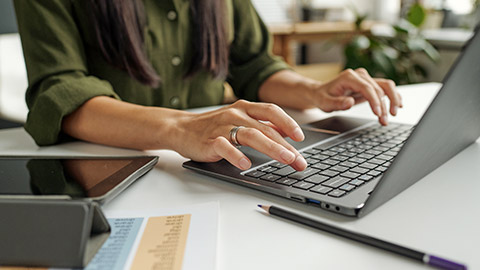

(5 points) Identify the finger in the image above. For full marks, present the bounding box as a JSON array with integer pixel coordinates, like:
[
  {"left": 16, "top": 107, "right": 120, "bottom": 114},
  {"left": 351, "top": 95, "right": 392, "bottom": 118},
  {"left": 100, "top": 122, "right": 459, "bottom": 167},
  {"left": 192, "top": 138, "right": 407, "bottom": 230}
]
[
  {"left": 375, "top": 78, "right": 403, "bottom": 115},
  {"left": 337, "top": 69, "right": 383, "bottom": 117},
  {"left": 242, "top": 102, "right": 305, "bottom": 142},
  {"left": 262, "top": 121, "right": 288, "bottom": 138},
  {"left": 249, "top": 120, "right": 303, "bottom": 159},
  {"left": 317, "top": 92, "right": 355, "bottom": 112},
  {"left": 355, "top": 68, "right": 388, "bottom": 121},
  {"left": 212, "top": 136, "right": 252, "bottom": 170},
  {"left": 236, "top": 127, "right": 307, "bottom": 171},
  {"left": 379, "top": 96, "right": 388, "bottom": 125}
]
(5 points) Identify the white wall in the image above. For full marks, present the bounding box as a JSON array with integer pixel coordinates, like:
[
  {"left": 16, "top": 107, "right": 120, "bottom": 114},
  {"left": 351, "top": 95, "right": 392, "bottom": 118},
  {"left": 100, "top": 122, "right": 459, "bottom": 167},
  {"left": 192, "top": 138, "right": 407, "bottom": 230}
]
[{"left": 252, "top": 0, "right": 401, "bottom": 24}]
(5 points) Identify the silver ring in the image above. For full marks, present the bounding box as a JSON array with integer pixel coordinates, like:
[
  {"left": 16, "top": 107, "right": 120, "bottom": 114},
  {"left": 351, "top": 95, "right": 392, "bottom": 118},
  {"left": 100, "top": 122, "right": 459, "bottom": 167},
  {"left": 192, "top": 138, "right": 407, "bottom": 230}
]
[{"left": 229, "top": 126, "right": 244, "bottom": 147}]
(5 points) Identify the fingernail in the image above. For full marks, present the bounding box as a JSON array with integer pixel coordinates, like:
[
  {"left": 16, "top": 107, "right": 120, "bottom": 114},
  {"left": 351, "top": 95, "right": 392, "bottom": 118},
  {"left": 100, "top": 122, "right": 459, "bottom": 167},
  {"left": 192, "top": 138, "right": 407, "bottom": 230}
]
[
  {"left": 239, "top": 157, "right": 251, "bottom": 170},
  {"left": 280, "top": 150, "right": 295, "bottom": 163},
  {"left": 392, "top": 106, "right": 398, "bottom": 115},
  {"left": 374, "top": 106, "right": 382, "bottom": 117},
  {"left": 294, "top": 155, "right": 307, "bottom": 170},
  {"left": 293, "top": 127, "right": 305, "bottom": 141},
  {"left": 381, "top": 115, "right": 388, "bottom": 125}
]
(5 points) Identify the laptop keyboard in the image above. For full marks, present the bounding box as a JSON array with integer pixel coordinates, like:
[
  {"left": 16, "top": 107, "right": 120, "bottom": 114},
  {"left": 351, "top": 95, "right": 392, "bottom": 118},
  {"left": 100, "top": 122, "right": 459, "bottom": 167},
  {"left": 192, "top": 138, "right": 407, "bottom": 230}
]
[{"left": 244, "top": 123, "right": 414, "bottom": 198}]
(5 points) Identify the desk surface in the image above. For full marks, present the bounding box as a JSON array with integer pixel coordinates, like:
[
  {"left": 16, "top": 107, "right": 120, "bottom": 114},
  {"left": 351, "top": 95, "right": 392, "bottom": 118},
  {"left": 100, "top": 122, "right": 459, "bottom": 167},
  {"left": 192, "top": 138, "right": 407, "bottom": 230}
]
[{"left": 0, "top": 83, "right": 478, "bottom": 270}]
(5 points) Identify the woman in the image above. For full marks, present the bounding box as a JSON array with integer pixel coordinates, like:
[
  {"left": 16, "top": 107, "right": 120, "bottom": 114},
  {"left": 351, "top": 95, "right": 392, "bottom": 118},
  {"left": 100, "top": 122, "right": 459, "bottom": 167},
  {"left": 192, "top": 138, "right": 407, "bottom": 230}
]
[{"left": 15, "top": 0, "right": 402, "bottom": 172}]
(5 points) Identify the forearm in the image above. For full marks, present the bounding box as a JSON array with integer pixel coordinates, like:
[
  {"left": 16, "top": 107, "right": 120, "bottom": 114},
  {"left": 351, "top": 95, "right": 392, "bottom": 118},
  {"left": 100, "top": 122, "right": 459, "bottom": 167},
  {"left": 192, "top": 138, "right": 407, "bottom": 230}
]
[
  {"left": 62, "top": 96, "right": 189, "bottom": 150},
  {"left": 258, "top": 70, "right": 320, "bottom": 110}
]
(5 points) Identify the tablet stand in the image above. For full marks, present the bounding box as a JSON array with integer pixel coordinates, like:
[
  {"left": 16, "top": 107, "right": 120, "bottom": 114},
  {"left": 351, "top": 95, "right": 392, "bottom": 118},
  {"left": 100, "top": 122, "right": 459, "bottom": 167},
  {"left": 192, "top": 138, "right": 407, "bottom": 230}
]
[{"left": 0, "top": 198, "right": 111, "bottom": 268}]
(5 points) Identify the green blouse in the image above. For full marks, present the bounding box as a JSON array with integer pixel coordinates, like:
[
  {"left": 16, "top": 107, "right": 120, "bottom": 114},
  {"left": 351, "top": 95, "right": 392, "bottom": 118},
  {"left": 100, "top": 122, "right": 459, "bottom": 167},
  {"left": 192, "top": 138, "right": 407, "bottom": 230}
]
[{"left": 14, "top": 0, "right": 289, "bottom": 145}]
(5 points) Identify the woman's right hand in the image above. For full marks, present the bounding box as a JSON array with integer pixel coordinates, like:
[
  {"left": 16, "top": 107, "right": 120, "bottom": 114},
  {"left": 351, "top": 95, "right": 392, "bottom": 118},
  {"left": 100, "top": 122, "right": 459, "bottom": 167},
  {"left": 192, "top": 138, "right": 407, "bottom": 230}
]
[{"left": 172, "top": 100, "right": 308, "bottom": 171}]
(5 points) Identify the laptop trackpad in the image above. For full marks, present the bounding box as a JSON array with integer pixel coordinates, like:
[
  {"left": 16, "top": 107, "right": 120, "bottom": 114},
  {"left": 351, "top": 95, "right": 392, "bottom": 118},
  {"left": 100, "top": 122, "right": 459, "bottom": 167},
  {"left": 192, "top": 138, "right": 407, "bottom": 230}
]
[{"left": 241, "top": 116, "right": 373, "bottom": 167}]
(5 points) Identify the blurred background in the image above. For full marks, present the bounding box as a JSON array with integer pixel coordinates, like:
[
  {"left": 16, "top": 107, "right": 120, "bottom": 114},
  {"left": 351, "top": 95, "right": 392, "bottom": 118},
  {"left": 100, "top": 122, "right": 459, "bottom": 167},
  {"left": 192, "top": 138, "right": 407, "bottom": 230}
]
[{"left": 1, "top": 0, "right": 479, "bottom": 127}]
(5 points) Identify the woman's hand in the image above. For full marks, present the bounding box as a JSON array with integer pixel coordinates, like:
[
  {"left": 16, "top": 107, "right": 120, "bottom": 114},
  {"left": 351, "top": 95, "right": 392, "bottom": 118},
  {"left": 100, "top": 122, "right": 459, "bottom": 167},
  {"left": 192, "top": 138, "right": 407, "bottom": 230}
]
[
  {"left": 310, "top": 68, "right": 403, "bottom": 126},
  {"left": 258, "top": 69, "right": 403, "bottom": 126},
  {"left": 173, "top": 100, "right": 308, "bottom": 171}
]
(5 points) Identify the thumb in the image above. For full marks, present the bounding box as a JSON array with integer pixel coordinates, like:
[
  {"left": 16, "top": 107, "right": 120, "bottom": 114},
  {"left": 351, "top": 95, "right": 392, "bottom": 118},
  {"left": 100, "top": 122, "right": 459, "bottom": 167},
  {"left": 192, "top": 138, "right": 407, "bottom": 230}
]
[{"left": 319, "top": 94, "right": 355, "bottom": 112}]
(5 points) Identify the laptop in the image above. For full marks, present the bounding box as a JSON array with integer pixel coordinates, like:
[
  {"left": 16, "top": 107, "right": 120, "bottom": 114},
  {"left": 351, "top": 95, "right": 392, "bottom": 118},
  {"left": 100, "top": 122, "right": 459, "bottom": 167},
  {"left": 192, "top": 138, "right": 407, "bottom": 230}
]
[{"left": 184, "top": 27, "right": 480, "bottom": 217}]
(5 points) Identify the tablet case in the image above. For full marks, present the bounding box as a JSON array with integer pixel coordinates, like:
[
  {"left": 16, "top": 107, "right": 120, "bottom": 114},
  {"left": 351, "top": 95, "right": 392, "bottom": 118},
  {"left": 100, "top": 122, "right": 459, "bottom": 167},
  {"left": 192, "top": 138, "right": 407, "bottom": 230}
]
[{"left": 0, "top": 198, "right": 111, "bottom": 268}]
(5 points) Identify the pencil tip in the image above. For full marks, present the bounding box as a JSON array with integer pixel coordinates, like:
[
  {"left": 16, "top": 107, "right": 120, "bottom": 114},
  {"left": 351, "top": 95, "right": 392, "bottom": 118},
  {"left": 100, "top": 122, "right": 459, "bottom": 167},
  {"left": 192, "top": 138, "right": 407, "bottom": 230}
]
[{"left": 257, "top": 204, "right": 262, "bottom": 208}]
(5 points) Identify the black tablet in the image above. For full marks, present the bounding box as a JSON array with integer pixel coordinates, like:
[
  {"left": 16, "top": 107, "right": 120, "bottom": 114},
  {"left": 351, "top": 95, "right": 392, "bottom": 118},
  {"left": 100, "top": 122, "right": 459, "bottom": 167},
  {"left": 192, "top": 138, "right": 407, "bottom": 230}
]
[{"left": 0, "top": 156, "right": 158, "bottom": 204}]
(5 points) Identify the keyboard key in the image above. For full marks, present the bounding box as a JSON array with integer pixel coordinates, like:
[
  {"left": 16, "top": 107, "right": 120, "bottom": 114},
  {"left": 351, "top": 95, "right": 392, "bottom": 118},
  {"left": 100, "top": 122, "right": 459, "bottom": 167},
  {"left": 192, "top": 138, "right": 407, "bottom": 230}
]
[
  {"left": 270, "top": 161, "right": 288, "bottom": 168},
  {"left": 321, "top": 150, "right": 337, "bottom": 156},
  {"left": 380, "top": 142, "right": 396, "bottom": 148},
  {"left": 276, "top": 178, "right": 297, "bottom": 186},
  {"left": 358, "top": 175, "right": 373, "bottom": 181},
  {"left": 273, "top": 166, "right": 296, "bottom": 176},
  {"left": 305, "top": 158, "right": 319, "bottom": 165},
  {"left": 259, "top": 166, "right": 277, "bottom": 173},
  {"left": 293, "top": 181, "right": 315, "bottom": 190},
  {"left": 339, "top": 161, "right": 357, "bottom": 168},
  {"left": 340, "top": 184, "right": 356, "bottom": 192},
  {"left": 322, "top": 176, "right": 350, "bottom": 188},
  {"left": 389, "top": 139, "right": 404, "bottom": 144},
  {"left": 305, "top": 175, "right": 330, "bottom": 184},
  {"left": 365, "top": 141, "right": 380, "bottom": 147},
  {"left": 349, "top": 147, "right": 365, "bottom": 153},
  {"left": 367, "top": 170, "right": 382, "bottom": 177},
  {"left": 330, "top": 165, "right": 349, "bottom": 172},
  {"left": 312, "top": 163, "right": 330, "bottom": 170},
  {"left": 328, "top": 190, "right": 346, "bottom": 197},
  {"left": 357, "top": 153, "right": 374, "bottom": 159},
  {"left": 359, "top": 162, "right": 378, "bottom": 170},
  {"left": 310, "top": 185, "right": 332, "bottom": 194},
  {"left": 304, "top": 148, "right": 322, "bottom": 155},
  {"left": 365, "top": 149, "right": 382, "bottom": 155},
  {"left": 340, "top": 171, "right": 361, "bottom": 179},
  {"left": 331, "top": 155, "right": 349, "bottom": 162},
  {"left": 260, "top": 174, "right": 281, "bottom": 182},
  {"left": 329, "top": 147, "right": 346, "bottom": 153},
  {"left": 377, "top": 154, "right": 393, "bottom": 161},
  {"left": 350, "top": 167, "right": 369, "bottom": 174},
  {"left": 349, "top": 157, "right": 367, "bottom": 163},
  {"left": 319, "top": 170, "right": 340, "bottom": 177},
  {"left": 376, "top": 166, "right": 388, "bottom": 172},
  {"left": 245, "top": 170, "right": 266, "bottom": 178},
  {"left": 369, "top": 158, "right": 386, "bottom": 165},
  {"left": 289, "top": 168, "right": 320, "bottom": 180},
  {"left": 384, "top": 151, "right": 399, "bottom": 157},
  {"left": 357, "top": 145, "right": 373, "bottom": 150},
  {"left": 341, "top": 152, "right": 357, "bottom": 158},
  {"left": 301, "top": 152, "right": 311, "bottom": 159},
  {"left": 311, "top": 154, "right": 329, "bottom": 161},
  {"left": 322, "top": 159, "right": 340, "bottom": 166},
  {"left": 349, "top": 179, "right": 365, "bottom": 186},
  {"left": 373, "top": 146, "right": 389, "bottom": 152}
]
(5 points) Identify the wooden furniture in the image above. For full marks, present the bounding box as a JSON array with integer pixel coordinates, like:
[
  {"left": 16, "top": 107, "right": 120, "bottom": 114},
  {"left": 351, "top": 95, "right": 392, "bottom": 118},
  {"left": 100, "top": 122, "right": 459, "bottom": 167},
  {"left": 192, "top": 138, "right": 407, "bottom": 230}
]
[{"left": 269, "top": 21, "right": 376, "bottom": 66}]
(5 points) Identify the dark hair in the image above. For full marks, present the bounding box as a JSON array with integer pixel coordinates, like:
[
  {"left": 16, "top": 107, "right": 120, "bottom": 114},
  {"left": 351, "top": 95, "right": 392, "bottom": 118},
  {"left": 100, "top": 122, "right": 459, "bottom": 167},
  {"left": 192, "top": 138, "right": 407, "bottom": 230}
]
[{"left": 87, "top": 0, "right": 229, "bottom": 88}]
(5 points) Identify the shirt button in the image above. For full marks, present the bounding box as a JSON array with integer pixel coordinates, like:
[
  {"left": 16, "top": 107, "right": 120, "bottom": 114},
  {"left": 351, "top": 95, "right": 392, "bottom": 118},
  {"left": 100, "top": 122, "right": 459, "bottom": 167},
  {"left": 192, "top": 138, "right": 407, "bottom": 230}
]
[
  {"left": 170, "top": 96, "right": 180, "bottom": 107},
  {"left": 171, "top": 56, "right": 182, "bottom": 66},
  {"left": 167, "top": 10, "right": 177, "bottom": 21}
]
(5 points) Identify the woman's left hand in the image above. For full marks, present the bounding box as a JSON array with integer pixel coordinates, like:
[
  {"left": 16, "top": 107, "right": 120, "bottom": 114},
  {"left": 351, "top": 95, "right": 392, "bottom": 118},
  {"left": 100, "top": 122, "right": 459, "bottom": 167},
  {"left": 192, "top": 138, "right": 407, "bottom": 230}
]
[
  {"left": 259, "top": 68, "right": 403, "bottom": 126},
  {"left": 310, "top": 68, "right": 403, "bottom": 126}
]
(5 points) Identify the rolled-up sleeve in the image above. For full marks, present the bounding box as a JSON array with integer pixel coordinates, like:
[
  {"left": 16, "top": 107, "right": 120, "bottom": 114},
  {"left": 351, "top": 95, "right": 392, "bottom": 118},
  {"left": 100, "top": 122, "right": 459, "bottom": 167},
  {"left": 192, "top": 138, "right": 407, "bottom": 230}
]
[
  {"left": 14, "top": 0, "right": 119, "bottom": 145},
  {"left": 227, "top": 0, "right": 290, "bottom": 101}
]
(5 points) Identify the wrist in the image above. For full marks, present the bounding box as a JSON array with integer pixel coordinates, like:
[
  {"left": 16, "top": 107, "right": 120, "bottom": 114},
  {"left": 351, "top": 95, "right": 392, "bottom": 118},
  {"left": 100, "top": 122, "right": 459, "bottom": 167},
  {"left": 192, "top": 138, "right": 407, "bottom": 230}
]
[
  {"left": 151, "top": 107, "right": 193, "bottom": 152},
  {"left": 300, "top": 77, "right": 323, "bottom": 108}
]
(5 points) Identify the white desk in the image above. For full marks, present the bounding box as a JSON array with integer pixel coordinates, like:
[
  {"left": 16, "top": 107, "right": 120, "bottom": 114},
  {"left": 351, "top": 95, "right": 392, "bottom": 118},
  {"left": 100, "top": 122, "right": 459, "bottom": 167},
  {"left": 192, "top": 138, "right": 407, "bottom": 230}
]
[{"left": 0, "top": 83, "right": 479, "bottom": 270}]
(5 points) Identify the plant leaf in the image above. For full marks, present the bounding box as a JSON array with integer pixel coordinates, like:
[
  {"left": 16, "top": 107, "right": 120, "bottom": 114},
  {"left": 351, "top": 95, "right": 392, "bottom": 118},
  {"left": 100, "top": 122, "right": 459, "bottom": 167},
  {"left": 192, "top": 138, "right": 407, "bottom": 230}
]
[{"left": 407, "top": 4, "right": 426, "bottom": 27}]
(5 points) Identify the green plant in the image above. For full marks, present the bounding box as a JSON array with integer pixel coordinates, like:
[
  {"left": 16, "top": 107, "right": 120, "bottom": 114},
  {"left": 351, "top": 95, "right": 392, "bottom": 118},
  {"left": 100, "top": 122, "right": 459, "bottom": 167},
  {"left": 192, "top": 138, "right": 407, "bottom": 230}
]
[{"left": 344, "top": 4, "right": 440, "bottom": 85}]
